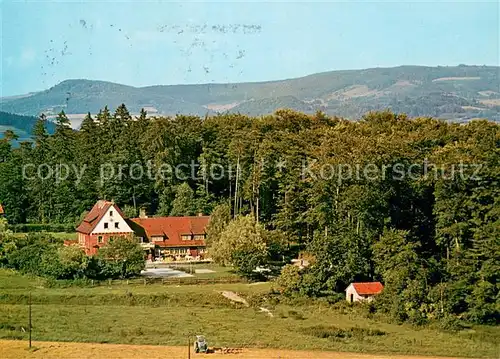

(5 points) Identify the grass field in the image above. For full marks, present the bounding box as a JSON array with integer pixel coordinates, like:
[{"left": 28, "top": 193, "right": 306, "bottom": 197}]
[
  {"left": 0, "top": 269, "right": 498, "bottom": 358},
  {"left": 165, "top": 262, "right": 239, "bottom": 279}
]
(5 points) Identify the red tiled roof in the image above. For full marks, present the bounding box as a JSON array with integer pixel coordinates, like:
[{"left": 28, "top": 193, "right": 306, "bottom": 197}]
[
  {"left": 352, "top": 282, "right": 384, "bottom": 295},
  {"left": 0, "top": 204, "right": 4, "bottom": 214},
  {"left": 130, "top": 216, "right": 210, "bottom": 247},
  {"left": 76, "top": 200, "right": 125, "bottom": 234},
  {"left": 351, "top": 282, "right": 384, "bottom": 295}
]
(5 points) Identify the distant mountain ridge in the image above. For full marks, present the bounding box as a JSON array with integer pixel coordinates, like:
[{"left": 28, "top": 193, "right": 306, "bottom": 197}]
[{"left": 1, "top": 65, "right": 499, "bottom": 124}]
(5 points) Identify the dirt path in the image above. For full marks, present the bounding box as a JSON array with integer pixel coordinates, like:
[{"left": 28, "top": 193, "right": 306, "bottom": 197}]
[
  {"left": 220, "top": 290, "right": 249, "bottom": 306},
  {"left": 0, "top": 340, "right": 461, "bottom": 359}
]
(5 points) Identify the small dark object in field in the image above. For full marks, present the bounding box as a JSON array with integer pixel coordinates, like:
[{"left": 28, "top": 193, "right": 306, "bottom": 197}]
[
  {"left": 212, "top": 347, "right": 243, "bottom": 354},
  {"left": 194, "top": 335, "right": 208, "bottom": 353}
]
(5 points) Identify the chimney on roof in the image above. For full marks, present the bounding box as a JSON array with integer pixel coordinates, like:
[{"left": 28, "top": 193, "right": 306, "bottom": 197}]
[
  {"left": 139, "top": 207, "right": 148, "bottom": 219},
  {"left": 197, "top": 212, "right": 203, "bottom": 217}
]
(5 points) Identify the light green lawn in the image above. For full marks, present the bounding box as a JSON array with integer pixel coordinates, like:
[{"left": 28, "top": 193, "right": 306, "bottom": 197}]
[
  {"left": 165, "top": 262, "right": 238, "bottom": 279},
  {"left": 0, "top": 269, "right": 498, "bottom": 358}
]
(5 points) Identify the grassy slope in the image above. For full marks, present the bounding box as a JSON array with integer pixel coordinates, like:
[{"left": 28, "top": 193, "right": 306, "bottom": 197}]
[{"left": 0, "top": 269, "right": 498, "bottom": 358}]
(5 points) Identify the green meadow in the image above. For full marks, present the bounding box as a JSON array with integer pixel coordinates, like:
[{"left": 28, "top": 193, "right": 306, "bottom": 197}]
[{"left": 0, "top": 269, "right": 498, "bottom": 358}]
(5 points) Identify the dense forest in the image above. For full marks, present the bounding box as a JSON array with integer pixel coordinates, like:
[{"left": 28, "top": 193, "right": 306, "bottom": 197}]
[{"left": 0, "top": 106, "right": 498, "bottom": 324}]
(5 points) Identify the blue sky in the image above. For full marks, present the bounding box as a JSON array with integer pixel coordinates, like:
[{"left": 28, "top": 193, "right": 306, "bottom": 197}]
[{"left": 1, "top": 0, "right": 498, "bottom": 96}]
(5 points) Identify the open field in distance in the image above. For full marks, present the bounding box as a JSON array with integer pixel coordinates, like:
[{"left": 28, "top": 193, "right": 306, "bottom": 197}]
[{"left": 0, "top": 270, "right": 498, "bottom": 358}]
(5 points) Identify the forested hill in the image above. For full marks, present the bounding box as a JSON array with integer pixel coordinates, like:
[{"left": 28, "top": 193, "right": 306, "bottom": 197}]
[
  {"left": 0, "top": 111, "right": 55, "bottom": 142},
  {"left": 1, "top": 65, "right": 499, "bottom": 123}
]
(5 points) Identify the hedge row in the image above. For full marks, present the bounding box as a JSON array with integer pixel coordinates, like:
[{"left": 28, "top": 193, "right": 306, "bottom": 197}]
[
  {"left": 9, "top": 223, "right": 75, "bottom": 233},
  {"left": 0, "top": 291, "right": 246, "bottom": 308},
  {"left": 44, "top": 276, "right": 248, "bottom": 288}
]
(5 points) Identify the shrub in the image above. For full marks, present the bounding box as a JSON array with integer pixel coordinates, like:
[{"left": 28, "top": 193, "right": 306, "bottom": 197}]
[
  {"left": 3, "top": 231, "right": 145, "bottom": 281},
  {"left": 40, "top": 246, "right": 89, "bottom": 279},
  {"left": 275, "top": 264, "right": 302, "bottom": 295},
  {"left": 435, "top": 316, "right": 466, "bottom": 332},
  {"left": 7, "top": 243, "right": 49, "bottom": 275},
  {"left": 324, "top": 292, "right": 345, "bottom": 305},
  {"left": 210, "top": 215, "right": 269, "bottom": 279},
  {"left": 97, "top": 236, "right": 145, "bottom": 278},
  {"left": 301, "top": 325, "right": 386, "bottom": 339}
]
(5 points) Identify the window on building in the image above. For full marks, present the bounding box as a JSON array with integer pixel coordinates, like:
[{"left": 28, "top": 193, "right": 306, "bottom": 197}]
[
  {"left": 104, "top": 222, "right": 109, "bottom": 229},
  {"left": 181, "top": 234, "right": 192, "bottom": 241},
  {"left": 110, "top": 211, "right": 114, "bottom": 217},
  {"left": 152, "top": 236, "right": 164, "bottom": 242},
  {"left": 98, "top": 236, "right": 103, "bottom": 243},
  {"left": 114, "top": 222, "right": 119, "bottom": 229},
  {"left": 193, "top": 234, "right": 205, "bottom": 240}
]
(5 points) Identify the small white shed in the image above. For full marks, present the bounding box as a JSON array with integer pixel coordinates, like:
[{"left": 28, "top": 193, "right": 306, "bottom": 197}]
[{"left": 345, "top": 282, "right": 384, "bottom": 303}]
